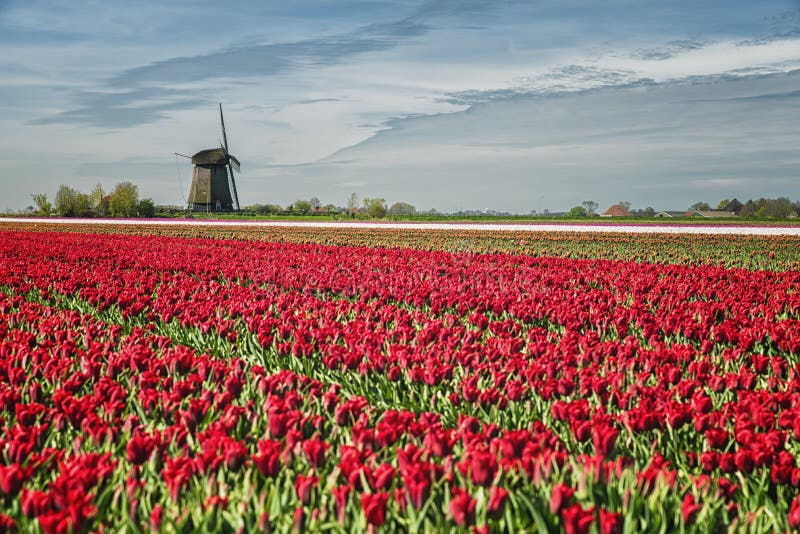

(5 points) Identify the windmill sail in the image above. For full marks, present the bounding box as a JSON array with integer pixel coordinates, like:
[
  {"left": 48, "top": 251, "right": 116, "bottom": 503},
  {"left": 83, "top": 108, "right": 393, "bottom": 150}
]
[
  {"left": 229, "top": 155, "right": 241, "bottom": 173},
  {"left": 219, "top": 103, "right": 241, "bottom": 211}
]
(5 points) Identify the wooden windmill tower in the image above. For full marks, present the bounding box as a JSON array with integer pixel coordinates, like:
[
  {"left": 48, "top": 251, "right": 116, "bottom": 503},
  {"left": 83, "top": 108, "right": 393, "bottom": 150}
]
[{"left": 186, "top": 104, "right": 241, "bottom": 211}]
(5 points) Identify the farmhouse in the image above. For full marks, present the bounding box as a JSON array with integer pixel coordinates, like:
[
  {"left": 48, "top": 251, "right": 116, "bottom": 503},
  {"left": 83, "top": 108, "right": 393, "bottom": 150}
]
[
  {"left": 655, "top": 211, "right": 692, "bottom": 218},
  {"left": 601, "top": 204, "right": 632, "bottom": 217},
  {"left": 692, "top": 210, "right": 737, "bottom": 218}
]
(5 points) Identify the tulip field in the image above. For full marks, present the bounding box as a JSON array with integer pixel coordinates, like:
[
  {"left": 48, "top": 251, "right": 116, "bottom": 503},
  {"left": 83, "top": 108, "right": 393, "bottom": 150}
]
[{"left": 2, "top": 225, "right": 800, "bottom": 532}]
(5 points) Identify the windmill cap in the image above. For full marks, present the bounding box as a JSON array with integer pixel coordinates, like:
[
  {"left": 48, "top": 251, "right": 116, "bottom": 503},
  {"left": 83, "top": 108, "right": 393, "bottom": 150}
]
[{"left": 192, "top": 148, "right": 228, "bottom": 165}]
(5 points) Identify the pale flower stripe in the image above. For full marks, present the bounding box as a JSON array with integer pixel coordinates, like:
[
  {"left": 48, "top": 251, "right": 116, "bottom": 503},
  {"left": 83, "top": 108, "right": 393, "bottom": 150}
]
[{"left": 2, "top": 217, "right": 799, "bottom": 236}]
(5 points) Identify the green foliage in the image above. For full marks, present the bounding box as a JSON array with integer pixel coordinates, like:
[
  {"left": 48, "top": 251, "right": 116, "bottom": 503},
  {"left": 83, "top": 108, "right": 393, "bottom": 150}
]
[
  {"left": 740, "top": 197, "right": 796, "bottom": 218},
  {"left": 292, "top": 200, "right": 312, "bottom": 214},
  {"left": 388, "top": 201, "right": 417, "bottom": 215},
  {"left": 138, "top": 198, "right": 155, "bottom": 218},
  {"left": 363, "top": 197, "right": 387, "bottom": 218},
  {"left": 109, "top": 181, "right": 139, "bottom": 217},
  {"left": 97, "top": 196, "right": 111, "bottom": 217},
  {"left": 90, "top": 184, "right": 106, "bottom": 209},
  {"left": 54, "top": 185, "right": 78, "bottom": 216},
  {"left": 568, "top": 206, "right": 587, "bottom": 217},
  {"left": 31, "top": 193, "right": 52, "bottom": 216},
  {"left": 243, "top": 204, "right": 283, "bottom": 215},
  {"left": 74, "top": 193, "right": 93, "bottom": 217}
]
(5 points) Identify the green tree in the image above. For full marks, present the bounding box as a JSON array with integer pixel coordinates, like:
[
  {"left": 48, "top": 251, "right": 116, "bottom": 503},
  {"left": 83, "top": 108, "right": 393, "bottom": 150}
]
[
  {"left": 138, "top": 198, "right": 155, "bottom": 218},
  {"left": 243, "top": 203, "right": 283, "bottom": 215},
  {"left": 90, "top": 184, "right": 106, "bottom": 210},
  {"left": 54, "top": 185, "right": 78, "bottom": 217},
  {"left": 74, "top": 193, "right": 93, "bottom": 217},
  {"left": 292, "top": 200, "right": 311, "bottom": 214},
  {"left": 363, "top": 197, "right": 387, "bottom": 218},
  {"left": 108, "top": 181, "right": 139, "bottom": 217},
  {"left": 97, "top": 196, "right": 111, "bottom": 217},
  {"left": 717, "top": 199, "right": 730, "bottom": 210},
  {"left": 690, "top": 201, "right": 711, "bottom": 211},
  {"left": 31, "top": 193, "right": 52, "bottom": 216},
  {"left": 568, "top": 205, "right": 588, "bottom": 217},
  {"left": 388, "top": 201, "right": 417, "bottom": 215}
]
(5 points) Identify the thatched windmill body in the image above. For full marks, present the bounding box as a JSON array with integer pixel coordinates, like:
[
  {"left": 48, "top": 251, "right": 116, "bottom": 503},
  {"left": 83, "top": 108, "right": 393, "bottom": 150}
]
[{"left": 186, "top": 104, "right": 241, "bottom": 211}]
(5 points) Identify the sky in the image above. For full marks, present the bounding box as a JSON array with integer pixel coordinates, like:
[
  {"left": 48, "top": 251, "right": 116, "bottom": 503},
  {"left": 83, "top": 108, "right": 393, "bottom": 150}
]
[{"left": 1, "top": 0, "right": 799, "bottom": 213}]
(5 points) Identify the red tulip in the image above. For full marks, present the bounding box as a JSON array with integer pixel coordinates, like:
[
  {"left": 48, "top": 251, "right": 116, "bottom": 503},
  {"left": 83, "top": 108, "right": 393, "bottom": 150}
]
[
  {"left": 562, "top": 503, "right": 594, "bottom": 534},
  {"left": 126, "top": 433, "right": 155, "bottom": 465},
  {"left": 301, "top": 439, "right": 329, "bottom": 468},
  {"left": 550, "top": 483, "right": 575, "bottom": 515},
  {"left": 449, "top": 488, "right": 476, "bottom": 527},
  {"left": 681, "top": 494, "right": 700, "bottom": 525},
  {"left": 361, "top": 492, "right": 389, "bottom": 526},
  {"left": 294, "top": 474, "right": 318, "bottom": 505},
  {"left": 789, "top": 495, "right": 800, "bottom": 528},
  {"left": 599, "top": 508, "right": 623, "bottom": 534},
  {"left": 487, "top": 486, "right": 509, "bottom": 519},
  {"left": 332, "top": 485, "right": 350, "bottom": 523},
  {"left": 0, "top": 464, "right": 26, "bottom": 496}
]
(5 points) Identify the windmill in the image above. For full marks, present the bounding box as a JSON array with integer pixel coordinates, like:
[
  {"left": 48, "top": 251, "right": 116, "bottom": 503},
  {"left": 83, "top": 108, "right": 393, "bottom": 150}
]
[{"left": 185, "top": 104, "right": 241, "bottom": 211}]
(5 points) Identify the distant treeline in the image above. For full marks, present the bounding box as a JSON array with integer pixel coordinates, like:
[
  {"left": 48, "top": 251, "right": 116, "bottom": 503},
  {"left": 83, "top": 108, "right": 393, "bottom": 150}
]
[
  {"left": 24, "top": 190, "right": 800, "bottom": 220},
  {"left": 31, "top": 182, "right": 154, "bottom": 218},
  {"left": 686, "top": 197, "right": 799, "bottom": 218}
]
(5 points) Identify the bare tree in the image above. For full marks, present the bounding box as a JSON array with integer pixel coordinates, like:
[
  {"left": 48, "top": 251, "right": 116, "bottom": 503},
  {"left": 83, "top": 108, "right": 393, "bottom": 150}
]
[
  {"left": 581, "top": 200, "right": 598, "bottom": 216},
  {"left": 346, "top": 192, "right": 359, "bottom": 214}
]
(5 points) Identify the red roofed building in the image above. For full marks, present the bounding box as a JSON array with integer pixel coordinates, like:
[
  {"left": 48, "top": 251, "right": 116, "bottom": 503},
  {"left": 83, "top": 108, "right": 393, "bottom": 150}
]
[{"left": 601, "top": 204, "right": 632, "bottom": 217}]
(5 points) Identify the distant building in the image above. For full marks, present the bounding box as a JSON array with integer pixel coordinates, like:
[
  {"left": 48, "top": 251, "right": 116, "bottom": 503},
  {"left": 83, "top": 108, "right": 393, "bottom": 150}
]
[
  {"left": 601, "top": 204, "right": 632, "bottom": 217},
  {"left": 723, "top": 198, "right": 744, "bottom": 215},
  {"left": 655, "top": 211, "right": 692, "bottom": 218},
  {"left": 692, "top": 210, "right": 737, "bottom": 218}
]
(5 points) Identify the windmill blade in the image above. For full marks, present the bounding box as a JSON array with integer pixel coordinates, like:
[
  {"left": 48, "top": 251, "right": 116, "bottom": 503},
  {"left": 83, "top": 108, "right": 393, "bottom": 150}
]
[
  {"left": 229, "top": 154, "right": 241, "bottom": 173},
  {"left": 219, "top": 103, "right": 241, "bottom": 211},
  {"left": 219, "top": 103, "right": 229, "bottom": 154}
]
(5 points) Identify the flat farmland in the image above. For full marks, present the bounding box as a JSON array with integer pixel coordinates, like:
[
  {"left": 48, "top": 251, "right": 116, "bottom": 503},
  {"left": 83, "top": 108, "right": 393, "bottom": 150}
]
[{"left": 1, "top": 222, "right": 800, "bottom": 532}]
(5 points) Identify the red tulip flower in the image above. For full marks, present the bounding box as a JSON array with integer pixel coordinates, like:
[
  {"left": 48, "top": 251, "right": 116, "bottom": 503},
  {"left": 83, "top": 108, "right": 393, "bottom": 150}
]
[
  {"left": 449, "top": 488, "right": 476, "bottom": 527},
  {"left": 361, "top": 492, "right": 389, "bottom": 526}
]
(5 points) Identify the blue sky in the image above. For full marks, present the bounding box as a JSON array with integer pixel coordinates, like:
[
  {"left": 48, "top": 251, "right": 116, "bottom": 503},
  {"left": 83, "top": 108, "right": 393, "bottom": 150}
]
[{"left": 1, "top": 0, "right": 799, "bottom": 212}]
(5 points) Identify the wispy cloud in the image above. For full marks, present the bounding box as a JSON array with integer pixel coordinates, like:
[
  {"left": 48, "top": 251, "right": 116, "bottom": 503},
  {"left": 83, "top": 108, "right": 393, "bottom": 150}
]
[
  {"left": 31, "top": 13, "right": 432, "bottom": 128},
  {"left": 30, "top": 87, "right": 210, "bottom": 128},
  {"left": 442, "top": 36, "right": 800, "bottom": 106},
  {"left": 109, "top": 20, "right": 426, "bottom": 88}
]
